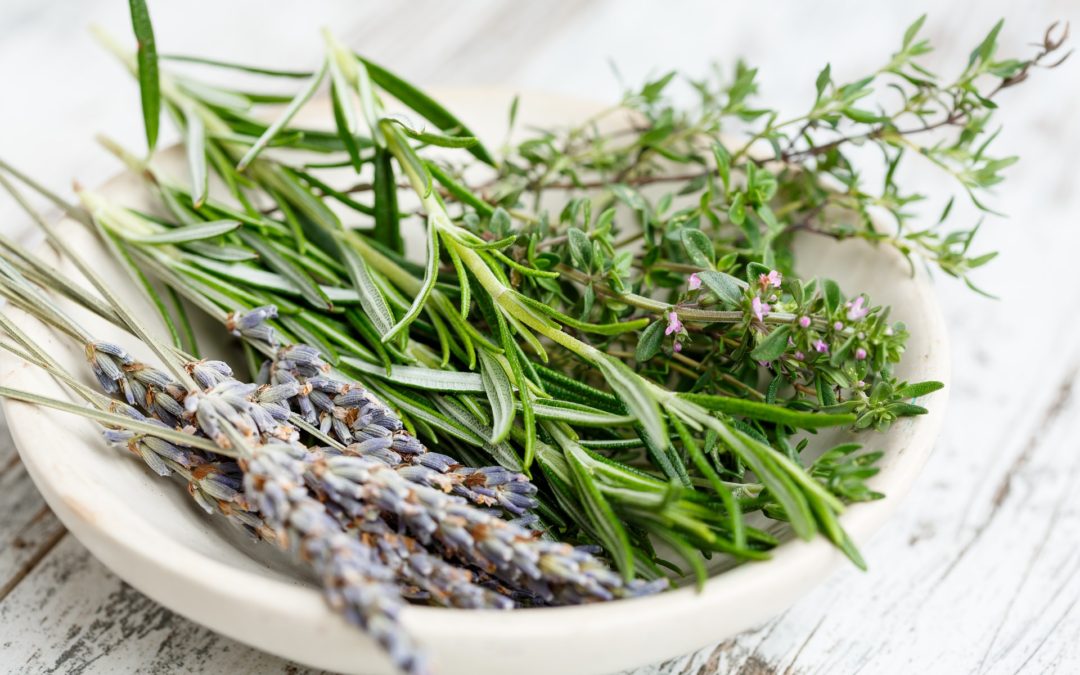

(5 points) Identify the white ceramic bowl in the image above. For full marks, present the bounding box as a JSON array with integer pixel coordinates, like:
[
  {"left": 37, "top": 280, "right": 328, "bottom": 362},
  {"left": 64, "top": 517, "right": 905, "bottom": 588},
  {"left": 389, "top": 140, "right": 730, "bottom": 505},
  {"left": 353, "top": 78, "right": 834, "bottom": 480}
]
[{"left": 0, "top": 90, "right": 949, "bottom": 675}]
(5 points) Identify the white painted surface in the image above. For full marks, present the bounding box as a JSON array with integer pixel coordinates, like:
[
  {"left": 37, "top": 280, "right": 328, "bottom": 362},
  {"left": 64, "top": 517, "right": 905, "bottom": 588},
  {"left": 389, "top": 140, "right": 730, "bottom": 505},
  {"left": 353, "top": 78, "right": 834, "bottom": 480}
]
[{"left": 0, "top": 1, "right": 1077, "bottom": 673}]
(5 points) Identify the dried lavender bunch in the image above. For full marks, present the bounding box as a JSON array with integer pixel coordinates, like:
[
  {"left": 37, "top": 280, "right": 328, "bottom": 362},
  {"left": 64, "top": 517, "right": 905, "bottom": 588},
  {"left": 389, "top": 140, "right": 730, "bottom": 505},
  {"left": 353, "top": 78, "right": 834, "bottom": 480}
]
[
  {"left": 101, "top": 352, "right": 509, "bottom": 611},
  {"left": 78, "top": 301, "right": 649, "bottom": 605},
  {"left": 309, "top": 445, "right": 665, "bottom": 604}
]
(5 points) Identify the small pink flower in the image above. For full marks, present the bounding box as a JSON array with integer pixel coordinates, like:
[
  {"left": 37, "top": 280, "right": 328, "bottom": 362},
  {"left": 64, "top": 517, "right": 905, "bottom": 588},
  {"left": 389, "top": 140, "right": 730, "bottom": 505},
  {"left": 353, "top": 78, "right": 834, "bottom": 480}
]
[
  {"left": 759, "top": 270, "right": 783, "bottom": 289},
  {"left": 665, "top": 311, "right": 683, "bottom": 336},
  {"left": 833, "top": 321, "right": 844, "bottom": 331},
  {"left": 673, "top": 341, "right": 683, "bottom": 353},
  {"left": 794, "top": 351, "right": 805, "bottom": 361},
  {"left": 813, "top": 339, "right": 829, "bottom": 354},
  {"left": 855, "top": 347, "right": 868, "bottom": 360},
  {"left": 798, "top": 316, "right": 811, "bottom": 328},
  {"left": 846, "top": 296, "right": 868, "bottom": 321},
  {"left": 751, "top": 296, "right": 771, "bottom": 322},
  {"left": 688, "top": 273, "right": 702, "bottom": 291},
  {"left": 884, "top": 327, "right": 895, "bottom": 336}
]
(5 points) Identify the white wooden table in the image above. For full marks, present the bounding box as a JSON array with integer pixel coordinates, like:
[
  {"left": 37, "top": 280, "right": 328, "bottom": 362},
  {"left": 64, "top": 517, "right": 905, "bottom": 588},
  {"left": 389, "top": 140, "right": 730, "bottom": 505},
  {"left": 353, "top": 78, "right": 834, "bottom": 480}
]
[{"left": 1, "top": 1, "right": 1078, "bottom": 672}]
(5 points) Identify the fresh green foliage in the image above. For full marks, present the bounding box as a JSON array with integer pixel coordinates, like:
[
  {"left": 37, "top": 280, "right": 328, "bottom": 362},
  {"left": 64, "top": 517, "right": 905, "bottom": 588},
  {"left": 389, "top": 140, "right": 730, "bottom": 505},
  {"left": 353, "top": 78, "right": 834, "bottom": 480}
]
[{"left": 40, "top": 17, "right": 1063, "bottom": 586}]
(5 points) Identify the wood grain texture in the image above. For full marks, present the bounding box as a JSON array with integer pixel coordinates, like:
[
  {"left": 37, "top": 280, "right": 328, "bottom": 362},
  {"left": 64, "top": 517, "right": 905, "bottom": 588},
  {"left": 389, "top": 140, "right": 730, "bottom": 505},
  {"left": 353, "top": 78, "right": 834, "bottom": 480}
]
[{"left": 0, "top": 0, "right": 1078, "bottom": 673}]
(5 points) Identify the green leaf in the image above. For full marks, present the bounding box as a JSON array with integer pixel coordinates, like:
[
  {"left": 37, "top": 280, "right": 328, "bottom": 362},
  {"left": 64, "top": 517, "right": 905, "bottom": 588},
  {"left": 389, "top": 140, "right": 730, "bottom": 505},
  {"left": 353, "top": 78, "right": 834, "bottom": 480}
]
[
  {"left": 358, "top": 56, "right": 495, "bottom": 165},
  {"left": 341, "top": 356, "right": 484, "bottom": 392},
  {"left": 426, "top": 161, "right": 494, "bottom": 217},
  {"left": 515, "top": 294, "right": 649, "bottom": 336},
  {"left": 888, "top": 402, "right": 929, "bottom": 417},
  {"left": 530, "top": 400, "right": 635, "bottom": 427},
  {"left": 373, "top": 146, "right": 403, "bottom": 252},
  {"left": 697, "top": 270, "right": 744, "bottom": 307},
  {"left": 383, "top": 216, "right": 439, "bottom": 341},
  {"left": 495, "top": 311, "right": 535, "bottom": 469},
  {"left": 237, "top": 60, "right": 328, "bottom": 171},
  {"left": 680, "top": 394, "right": 856, "bottom": 429},
  {"left": 183, "top": 106, "right": 207, "bottom": 207},
  {"left": 158, "top": 53, "right": 312, "bottom": 78},
  {"left": 728, "top": 192, "right": 746, "bottom": 226},
  {"left": 595, "top": 355, "right": 666, "bottom": 450},
  {"left": 969, "top": 19, "right": 1004, "bottom": 67},
  {"left": 477, "top": 349, "right": 515, "bottom": 444},
  {"left": 902, "top": 14, "right": 927, "bottom": 49},
  {"left": 567, "top": 227, "right": 592, "bottom": 270},
  {"left": 563, "top": 442, "right": 634, "bottom": 578},
  {"left": 327, "top": 54, "right": 364, "bottom": 172},
  {"left": 822, "top": 278, "right": 842, "bottom": 314},
  {"left": 680, "top": 228, "right": 714, "bottom": 268},
  {"left": 128, "top": 0, "right": 159, "bottom": 151},
  {"left": 459, "top": 234, "right": 518, "bottom": 251},
  {"left": 387, "top": 119, "right": 480, "bottom": 148},
  {"left": 238, "top": 230, "right": 332, "bottom": 310},
  {"left": 434, "top": 396, "right": 523, "bottom": 469},
  {"left": 120, "top": 219, "right": 240, "bottom": 245},
  {"left": 183, "top": 241, "right": 257, "bottom": 262},
  {"left": 338, "top": 233, "right": 395, "bottom": 336},
  {"left": 815, "top": 63, "right": 832, "bottom": 101},
  {"left": 712, "top": 142, "right": 731, "bottom": 191},
  {"left": 635, "top": 320, "right": 666, "bottom": 362},
  {"left": 751, "top": 325, "right": 792, "bottom": 362},
  {"left": 381, "top": 121, "right": 433, "bottom": 198},
  {"left": 842, "top": 107, "right": 885, "bottom": 124},
  {"left": 895, "top": 380, "right": 944, "bottom": 398}
]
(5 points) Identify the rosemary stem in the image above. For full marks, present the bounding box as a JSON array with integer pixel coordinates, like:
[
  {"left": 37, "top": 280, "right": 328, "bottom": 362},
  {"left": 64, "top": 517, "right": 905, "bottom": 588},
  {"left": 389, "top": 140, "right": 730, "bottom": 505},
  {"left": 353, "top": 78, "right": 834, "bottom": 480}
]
[{"left": 0, "top": 384, "right": 226, "bottom": 454}]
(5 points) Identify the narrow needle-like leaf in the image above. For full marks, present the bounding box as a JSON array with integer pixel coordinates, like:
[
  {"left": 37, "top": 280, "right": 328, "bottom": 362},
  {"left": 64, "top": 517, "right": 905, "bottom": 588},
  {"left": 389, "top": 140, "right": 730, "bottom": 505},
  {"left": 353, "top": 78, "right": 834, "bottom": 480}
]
[
  {"left": 128, "top": 0, "right": 160, "bottom": 152},
  {"left": 183, "top": 104, "right": 208, "bottom": 207},
  {"left": 236, "top": 59, "right": 328, "bottom": 171}
]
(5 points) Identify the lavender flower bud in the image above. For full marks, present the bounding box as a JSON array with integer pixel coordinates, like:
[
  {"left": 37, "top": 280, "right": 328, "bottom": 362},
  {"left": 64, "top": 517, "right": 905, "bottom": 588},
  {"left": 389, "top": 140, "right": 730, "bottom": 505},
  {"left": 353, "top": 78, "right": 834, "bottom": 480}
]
[{"left": 225, "top": 306, "right": 279, "bottom": 347}]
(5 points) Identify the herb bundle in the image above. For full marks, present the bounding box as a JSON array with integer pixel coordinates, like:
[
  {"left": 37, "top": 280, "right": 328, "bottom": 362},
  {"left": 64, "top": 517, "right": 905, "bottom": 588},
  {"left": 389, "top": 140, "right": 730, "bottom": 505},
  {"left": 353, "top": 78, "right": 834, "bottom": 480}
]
[{"left": 0, "top": 4, "right": 1066, "bottom": 672}]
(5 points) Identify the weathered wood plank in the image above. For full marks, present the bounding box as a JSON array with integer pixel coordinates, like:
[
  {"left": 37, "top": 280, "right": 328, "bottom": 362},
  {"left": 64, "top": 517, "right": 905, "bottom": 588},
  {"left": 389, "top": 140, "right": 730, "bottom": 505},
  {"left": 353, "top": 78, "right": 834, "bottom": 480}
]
[
  {"left": 0, "top": 536, "right": 327, "bottom": 674},
  {"left": 1, "top": 0, "right": 1079, "bottom": 673},
  {"left": 0, "top": 454, "right": 67, "bottom": 602}
]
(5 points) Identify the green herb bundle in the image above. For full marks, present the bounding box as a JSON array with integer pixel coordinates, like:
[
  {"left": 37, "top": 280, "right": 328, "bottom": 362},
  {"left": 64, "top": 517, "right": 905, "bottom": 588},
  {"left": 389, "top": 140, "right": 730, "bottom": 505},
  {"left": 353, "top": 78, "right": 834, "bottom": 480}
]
[{"left": 9, "top": 8, "right": 1067, "bottom": 587}]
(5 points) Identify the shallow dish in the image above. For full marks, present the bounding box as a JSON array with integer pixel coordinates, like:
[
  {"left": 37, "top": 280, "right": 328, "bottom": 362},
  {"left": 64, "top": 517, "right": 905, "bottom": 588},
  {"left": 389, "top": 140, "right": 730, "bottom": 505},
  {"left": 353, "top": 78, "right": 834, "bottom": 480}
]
[{"left": 0, "top": 89, "right": 949, "bottom": 675}]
